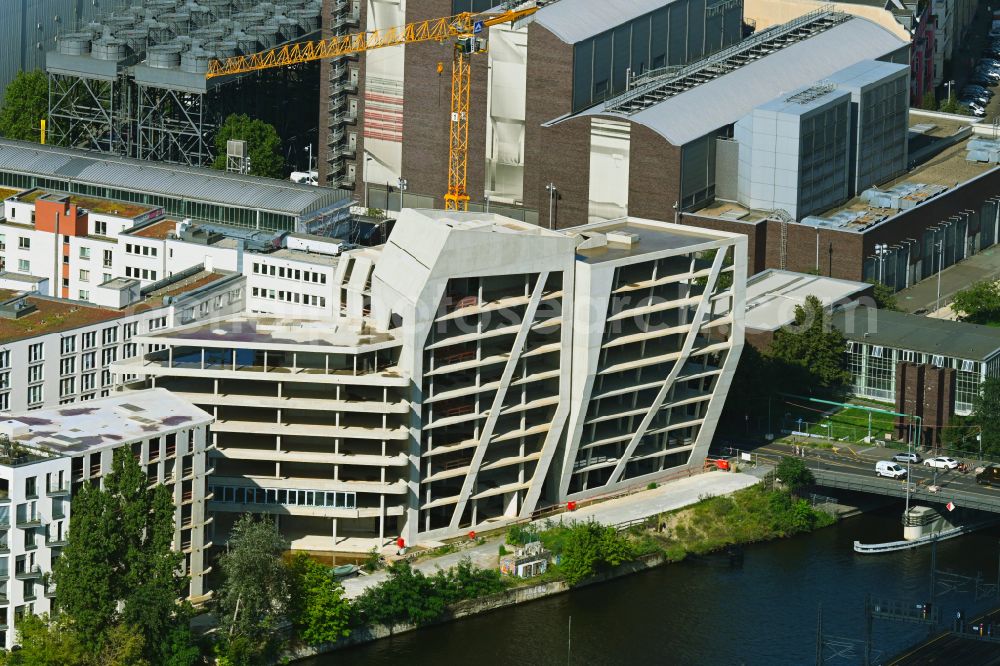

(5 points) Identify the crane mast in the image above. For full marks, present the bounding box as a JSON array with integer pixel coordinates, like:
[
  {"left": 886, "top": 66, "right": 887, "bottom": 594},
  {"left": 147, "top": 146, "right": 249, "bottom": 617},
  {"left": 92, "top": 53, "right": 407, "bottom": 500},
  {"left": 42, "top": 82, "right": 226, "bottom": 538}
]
[{"left": 205, "top": 6, "right": 539, "bottom": 211}]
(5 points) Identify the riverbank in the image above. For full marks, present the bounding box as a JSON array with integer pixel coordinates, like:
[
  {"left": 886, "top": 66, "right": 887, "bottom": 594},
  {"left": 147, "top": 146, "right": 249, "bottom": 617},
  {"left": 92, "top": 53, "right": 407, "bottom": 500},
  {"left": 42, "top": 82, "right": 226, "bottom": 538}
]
[{"left": 280, "top": 483, "right": 836, "bottom": 663}]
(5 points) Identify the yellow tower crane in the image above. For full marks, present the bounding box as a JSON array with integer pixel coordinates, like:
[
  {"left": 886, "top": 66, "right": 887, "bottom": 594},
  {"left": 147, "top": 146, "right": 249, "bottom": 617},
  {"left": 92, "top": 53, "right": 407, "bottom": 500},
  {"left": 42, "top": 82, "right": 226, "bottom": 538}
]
[{"left": 206, "top": 6, "right": 539, "bottom": 211}]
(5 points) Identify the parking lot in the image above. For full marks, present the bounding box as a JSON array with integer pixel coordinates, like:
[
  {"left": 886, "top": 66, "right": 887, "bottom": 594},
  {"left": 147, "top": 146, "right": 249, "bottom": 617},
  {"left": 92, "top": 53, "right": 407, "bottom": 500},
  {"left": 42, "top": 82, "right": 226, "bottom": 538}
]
[{"left": 952, "top": 3, "right": 1000, "bottom": 120}]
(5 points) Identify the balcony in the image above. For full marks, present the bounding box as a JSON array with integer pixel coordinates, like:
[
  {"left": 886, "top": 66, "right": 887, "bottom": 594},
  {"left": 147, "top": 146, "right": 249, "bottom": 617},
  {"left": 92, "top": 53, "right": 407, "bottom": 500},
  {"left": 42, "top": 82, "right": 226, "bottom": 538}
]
[
  {"left": 15, "top": 515, "right": 41, "bottom": 529},
  {"left": 46, "top": 535, "right": 67, "bottom": 547},
  {"left": 15, "top": 565, "right": 41, "bottom": 580},
  {"left": 46, "top": 483, "right": 70, "bottom": 497}
]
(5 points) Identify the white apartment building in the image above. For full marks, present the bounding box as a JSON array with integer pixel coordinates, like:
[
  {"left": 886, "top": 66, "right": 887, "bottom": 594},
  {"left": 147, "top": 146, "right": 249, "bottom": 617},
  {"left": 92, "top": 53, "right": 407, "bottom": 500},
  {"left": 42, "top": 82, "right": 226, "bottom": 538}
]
[
  {"left": 0, "top": 269, "right": 244, "bottom": 414},
  {"left": 243, "top": 234, "right": 346, "bottom": 320},
  {"left": 0, "top": 389, "right": 213, "bottom": 648},
  {"left": 113, "top": 210, "right": 745, "bottom": 551}
]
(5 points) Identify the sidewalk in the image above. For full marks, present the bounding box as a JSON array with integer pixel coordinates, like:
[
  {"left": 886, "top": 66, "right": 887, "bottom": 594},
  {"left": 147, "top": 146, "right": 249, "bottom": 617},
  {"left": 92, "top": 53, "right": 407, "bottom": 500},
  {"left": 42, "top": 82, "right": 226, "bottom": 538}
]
[
  {"left": 896, "top": 247, "right": 1000, "bottom": 314},
  {"left": 339, "top": 470, "right": 759, "bottom": 599}
]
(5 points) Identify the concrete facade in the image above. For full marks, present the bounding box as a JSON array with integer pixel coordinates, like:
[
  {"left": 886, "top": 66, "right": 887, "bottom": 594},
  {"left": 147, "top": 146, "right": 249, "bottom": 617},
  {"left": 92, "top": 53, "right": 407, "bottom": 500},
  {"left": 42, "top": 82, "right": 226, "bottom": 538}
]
[{"left": 114, "top": 209, "right": 747, "bottom": 551}]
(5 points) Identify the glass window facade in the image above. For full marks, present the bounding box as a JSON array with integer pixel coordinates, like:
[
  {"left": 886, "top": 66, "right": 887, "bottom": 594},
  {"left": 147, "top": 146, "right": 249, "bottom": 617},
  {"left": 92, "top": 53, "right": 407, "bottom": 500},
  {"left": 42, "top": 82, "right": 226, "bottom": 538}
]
[
  {"left": 571, "top": 0, "right": 743, "bottom": 113},
  {"left": 0, "top": 171, "right": 297, "bottom": 232}
]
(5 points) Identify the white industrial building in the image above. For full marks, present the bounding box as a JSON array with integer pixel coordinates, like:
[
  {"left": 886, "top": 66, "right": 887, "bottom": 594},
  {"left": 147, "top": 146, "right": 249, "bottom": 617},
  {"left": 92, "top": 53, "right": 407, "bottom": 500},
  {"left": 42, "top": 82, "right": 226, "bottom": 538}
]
[
  {"left": 0, "top": 268, "right": 243, "bottom": 415},
  {"left": 114, "top": 209, "right": 746, "bottom": 550},
  {"left": 0, "top": 389, "right": 213, "bottom": 648}
]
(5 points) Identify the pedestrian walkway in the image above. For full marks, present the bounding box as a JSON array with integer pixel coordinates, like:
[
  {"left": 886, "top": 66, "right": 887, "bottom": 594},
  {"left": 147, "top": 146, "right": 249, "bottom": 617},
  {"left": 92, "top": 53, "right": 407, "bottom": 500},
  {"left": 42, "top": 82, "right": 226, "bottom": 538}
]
[
  {"left": 339, "top": 470, "right": 759, "bottom": 599},
  {"left": 896, "top": 247, "right": 1000, "bottom": 314}
]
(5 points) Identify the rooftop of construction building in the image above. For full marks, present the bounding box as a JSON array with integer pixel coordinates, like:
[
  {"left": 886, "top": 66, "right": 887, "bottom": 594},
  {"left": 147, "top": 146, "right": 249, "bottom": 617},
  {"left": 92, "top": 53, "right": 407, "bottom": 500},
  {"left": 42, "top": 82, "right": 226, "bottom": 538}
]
[
  {"left": 832, "top": 306, "right": 1000, "bottom": 361},
  {"left": 0, "top": 270, "right": 231, "bottom": 344},
  {"left": 0, "top": 388, "right": 212, "bottom": 457},
  {"left": 0, "top": 138, "right": 348, "bottom": 218},
  {"left": 695, "top": 115, "right": 992, "bottom": 231},
  {"left": 570, "top": 218, "right": 736, "bottom": 264},
  {"left": 533, "top": 0, "right": 667, "bottom": 43},
  {"left": 742, "top": 269, "right": 872, "bottom": 332},
  {"left": 127, "top": 218, "right": 178, "bottom": 239},
  {"left": 266, "top": 248, "right": 340, "bottom": 267},
  {"left": 553, "top": 14, "right": 906, "bottom": 146},
  {"left": 136, "top": 315, "right": 399, "bottom": 352}
]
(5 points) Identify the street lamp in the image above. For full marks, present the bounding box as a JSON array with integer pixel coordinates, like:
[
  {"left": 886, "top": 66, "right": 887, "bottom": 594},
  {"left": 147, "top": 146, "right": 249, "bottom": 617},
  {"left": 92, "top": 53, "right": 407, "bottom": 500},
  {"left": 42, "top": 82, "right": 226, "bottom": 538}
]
[
  {"left": 484, "top": 193, "right": 490, "bottom": 214},
  {"left": 364, "top": 154, "right": 372, "bottom": 209},
  {"left": 946, "top": 79, "right": 955, "bottom": 103},
  {"left": 398, "top": 177, "right": 408, "bottom": 211},
  {"left": 935, "top": 239, "right": 944, "bottom": 313},
  {"left": 874, "top": 243, "right": 889, "bottom": 285},
  {"left": 545, "top": 182, "right": 557, "bottom": 230}
]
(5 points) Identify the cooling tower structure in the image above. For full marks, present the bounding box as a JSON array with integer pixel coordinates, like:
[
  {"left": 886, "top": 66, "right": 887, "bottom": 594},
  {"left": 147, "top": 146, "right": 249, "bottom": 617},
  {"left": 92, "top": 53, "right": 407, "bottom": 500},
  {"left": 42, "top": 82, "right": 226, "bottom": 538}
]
[{"left": 46, "top": 0, "right": 323, "bottom": 167}]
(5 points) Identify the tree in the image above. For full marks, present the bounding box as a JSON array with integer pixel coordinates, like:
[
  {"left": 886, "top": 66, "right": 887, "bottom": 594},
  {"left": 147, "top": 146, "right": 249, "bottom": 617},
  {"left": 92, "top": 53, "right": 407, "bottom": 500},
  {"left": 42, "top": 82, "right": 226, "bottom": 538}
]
[
  {"left": 557, "top": 521, "right": 634, "bottom": 586},
  {"left": 972, "top": 378, "right": 1000, "bottom": 456},
  {"left": 768, "top": 295, "right": 850, "bottom": 392},
  {"left": 951, "top": 280, "right": 1000, "bottom": 325},
  {"left": 353, "top": 561, "right": 444, "bottom": 627},
  {"left": 53, "top": 481, "right": 118, "bottom": 648},
  {"left": 53, "top": 449, "right": 195, "bottom": 663},
  {"left": 217, "top": 515, "right": 290, "bottom": 661},
  {"left": 212, "top": 114, "right": 284, "bottom": 178},
  {"left": 775, "top": 457, "right": 815, "bottom": 494},
  {"left": 920, "top": 89, "right": 937, "bottom": 110},
  {"left": 868, "top": 281, "right": 899, "bottom": 311},
  {"left": 0, "top": 70, "right": 47, "bottom": 142},
  {"left": 1, "top": 614, "right": 89, "bottom": 666},
  {"left": 287, "top": 555, "right": 353, "bottom": 646}
]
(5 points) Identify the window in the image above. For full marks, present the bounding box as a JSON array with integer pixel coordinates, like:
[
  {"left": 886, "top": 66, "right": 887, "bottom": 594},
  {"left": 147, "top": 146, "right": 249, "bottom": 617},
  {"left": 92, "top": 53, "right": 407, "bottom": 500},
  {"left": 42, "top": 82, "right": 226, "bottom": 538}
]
[
  {"left": 0, "top": 233, "right": 6, "bottom": 250},
  {"left": 27, "top": 343, "right": 42, "bottom": 363},
  {"left": 902, "top": 350, "right": 916, "bottom": 362},
  {"left": 95, "top": 220, "right": 107, "bottom": 236},
  {"left": 871, "top": 346, "right": 883, "bottom": 359},
  {"left": 0, "top": 351, "right": 9, "bottom": 368},
  {"left": 149, "top": 317, "right": 167, "bottom": 331},
  {"left": 0, "top": 393, "right": 9, "bottom": 411},
  {"left": 123, "top": 322, "right": 136, "bottom": 340},
  {"left": 27, "top": 364, "right": 42, "bottom": 383},
  {"left": 123, "top": 342, "right": 137, "bottom": 358},
  {"left": 79, "top": 290, "right": 89, "bottom": 302},
  {"left": 102, "top": 327, "right": 117, "bottom": 345},
  {"left": 61, "top": 336, "right": 76, "bottom": 355},
  {"left": 17, "top": 259, "right": 29, "bottom": 273},
  {"left": 932, "top": 355, "right": 945, "bottom": 367},
  {"left": 962, "top": 359, "right": 976, "bottom": 372},
  {"left": 82, "top": 332, "right": 96, "bottom": 350},
  {"left": 0, "top": 373, "right": 9, "bottom": 390},
  {"left": 59, "top": 357, "right": 74, "bottom": 376},
  {"left": 79, "top": 269, "right": 89, "bottom": 283},
  {"left": 103, "top": 273, "right": 111, "bottom": 283},
  {"left": 101, "top": 369, "right": 111, "bottom": 387},
  {"left": 59, "top": 378, "right": 75, "bottom": 397},
  {"left": 81, "top": 351, "right": 96, "bottom": 371},
  {"left": 102, "top": 249, "right": 112, "bottom": 268},
  {"left": 27, "top": 385, "right": 42, "bottom": 405},
  {"left": 79, "top": 247, "right": 90, "bottom": 260},
  {"left": 81, "top": 373, "right": 95, "bottom": 391},
  {"left": 101, "top": 348, "right": 117, "bottom": 365},
  {"left": 18, "top": 237, "right": 29, "bottom": 250}
]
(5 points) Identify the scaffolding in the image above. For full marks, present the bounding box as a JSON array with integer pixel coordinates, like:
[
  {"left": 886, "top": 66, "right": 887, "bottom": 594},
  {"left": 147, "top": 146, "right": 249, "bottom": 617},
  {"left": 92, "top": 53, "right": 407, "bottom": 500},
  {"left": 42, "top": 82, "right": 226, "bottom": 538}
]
[{"left": 46, "top": 0, "right": 322, "bottom": 167}]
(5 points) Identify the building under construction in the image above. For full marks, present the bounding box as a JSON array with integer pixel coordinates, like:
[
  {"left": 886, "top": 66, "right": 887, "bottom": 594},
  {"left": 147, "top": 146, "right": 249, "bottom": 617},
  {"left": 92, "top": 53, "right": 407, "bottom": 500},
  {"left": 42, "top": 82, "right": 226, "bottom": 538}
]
[{"left": 47, "top": 0, "right": 323, "bottom": 168}]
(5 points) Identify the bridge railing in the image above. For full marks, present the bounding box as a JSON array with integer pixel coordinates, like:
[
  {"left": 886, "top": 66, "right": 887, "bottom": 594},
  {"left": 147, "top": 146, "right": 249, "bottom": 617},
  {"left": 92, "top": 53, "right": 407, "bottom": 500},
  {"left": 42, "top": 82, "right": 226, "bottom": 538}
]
[{"left": 812, "top": 469, "right": 1000, "bottom": 514}]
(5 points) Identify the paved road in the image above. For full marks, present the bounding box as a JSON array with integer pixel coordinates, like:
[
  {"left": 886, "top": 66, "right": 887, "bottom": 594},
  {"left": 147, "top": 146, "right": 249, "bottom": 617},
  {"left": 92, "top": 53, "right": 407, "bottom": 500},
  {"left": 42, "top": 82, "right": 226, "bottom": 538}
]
[{"left": 756, "top": 441, "right": 1000, "bottom": 512}]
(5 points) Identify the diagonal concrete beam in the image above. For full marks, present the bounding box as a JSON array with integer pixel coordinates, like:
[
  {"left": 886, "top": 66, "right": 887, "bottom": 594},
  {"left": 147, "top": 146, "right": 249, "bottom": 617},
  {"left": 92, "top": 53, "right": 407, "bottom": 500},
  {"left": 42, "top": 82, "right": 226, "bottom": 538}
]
[
  {"left": 446, "top": 272, "right": 550, "bottom": 531},
  {"left": 604, "top": 250, "right": 726, "bottom": 487}
]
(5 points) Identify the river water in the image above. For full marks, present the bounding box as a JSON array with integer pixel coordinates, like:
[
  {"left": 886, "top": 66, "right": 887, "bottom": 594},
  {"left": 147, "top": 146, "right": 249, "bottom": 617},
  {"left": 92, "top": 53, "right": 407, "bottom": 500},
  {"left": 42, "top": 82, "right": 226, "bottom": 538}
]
[{"left": 306, "top": 507, "right": 1000, "bottom": 665}]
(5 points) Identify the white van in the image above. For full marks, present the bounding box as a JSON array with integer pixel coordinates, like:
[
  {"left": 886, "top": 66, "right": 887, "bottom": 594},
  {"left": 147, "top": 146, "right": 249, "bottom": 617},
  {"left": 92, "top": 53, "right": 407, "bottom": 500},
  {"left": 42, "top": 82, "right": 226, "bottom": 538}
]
[{"left": 876, "top": 460, "right": 907, "bottom": 479}]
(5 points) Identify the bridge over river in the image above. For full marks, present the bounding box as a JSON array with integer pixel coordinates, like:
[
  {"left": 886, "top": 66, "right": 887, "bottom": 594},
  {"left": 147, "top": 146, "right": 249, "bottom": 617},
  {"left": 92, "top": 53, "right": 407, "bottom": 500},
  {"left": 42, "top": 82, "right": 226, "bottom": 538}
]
[{"left": 753, "top": 442, "right": 1000, "bottom": 514}]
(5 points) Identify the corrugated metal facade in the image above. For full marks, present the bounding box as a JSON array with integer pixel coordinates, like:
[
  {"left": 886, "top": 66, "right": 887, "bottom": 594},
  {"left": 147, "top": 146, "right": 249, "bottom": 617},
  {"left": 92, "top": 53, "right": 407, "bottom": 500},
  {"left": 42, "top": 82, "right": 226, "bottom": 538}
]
[{"left": 0, "top": 0, "right": 100, "bottom": 102}]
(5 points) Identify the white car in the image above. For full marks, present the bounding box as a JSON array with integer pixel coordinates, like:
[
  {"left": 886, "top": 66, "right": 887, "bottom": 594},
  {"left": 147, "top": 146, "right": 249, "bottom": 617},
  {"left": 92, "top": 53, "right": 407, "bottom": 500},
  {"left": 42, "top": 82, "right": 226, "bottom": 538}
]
[{"left": 924, "top": 456, "right": 959, "bottom": 470}]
